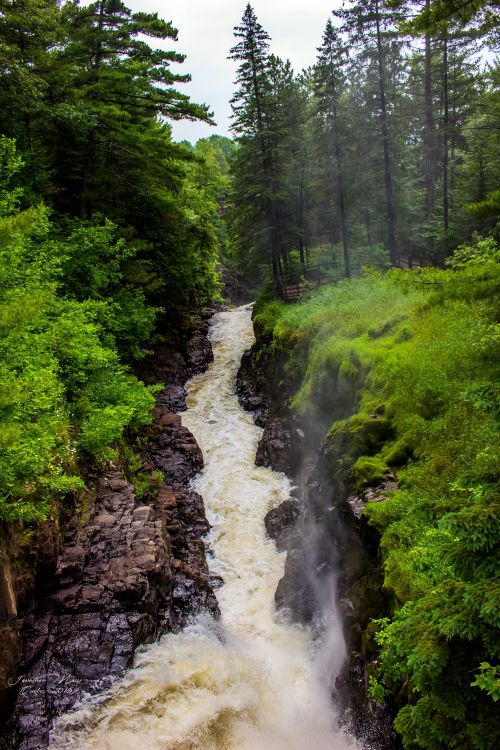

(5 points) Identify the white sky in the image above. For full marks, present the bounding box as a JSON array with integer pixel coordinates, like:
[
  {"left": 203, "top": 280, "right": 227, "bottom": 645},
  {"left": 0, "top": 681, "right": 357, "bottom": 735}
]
[{"left": 126, "top": 1, "right": 341, "bottom": 143}]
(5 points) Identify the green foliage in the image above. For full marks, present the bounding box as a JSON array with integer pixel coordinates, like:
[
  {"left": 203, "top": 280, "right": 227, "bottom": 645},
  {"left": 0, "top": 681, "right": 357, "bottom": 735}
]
[
  {"left": 255, "top": 241, "right": 499, "bottom": 748},
  {"left": 471, "top": 663, "right": 500, "bottom": 702},
  {"left": 0, "top": 140, "right": 158, "bottom": 521},
  {"left": 0, "top": 0, "right": 229, "bottom": 519},
  {"left": 121, "top": 442, "right": 163, "bottom": 502}
]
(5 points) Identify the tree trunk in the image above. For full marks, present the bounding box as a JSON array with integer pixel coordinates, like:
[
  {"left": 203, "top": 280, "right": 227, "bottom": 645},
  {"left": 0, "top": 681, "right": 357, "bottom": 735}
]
[
  {"left": 442, "top": 28, "right": 449, "bottom": 258},
  {"left": 79, "top": 1, "right": 105, "bottom": 220},
  {"left": 79, "top": 129, "right": 96, "bottom": 219},
  {"left": 365, "top": 209, "right": 373, "bottom": 249},
  {"left": 332, "top": 98, "right": 350, "bottom": 278},
  {"left": 375, "top": 0, "right": 397, "bottom": 266},
  {"left": 298, "top": 155, "right": 306, "bottom": 266},
  {"left": 250, "top": 43, "right": 280, "bottom": 284},
  {"left": 423, "top": 0, "right": 435, "bottom": 255}
]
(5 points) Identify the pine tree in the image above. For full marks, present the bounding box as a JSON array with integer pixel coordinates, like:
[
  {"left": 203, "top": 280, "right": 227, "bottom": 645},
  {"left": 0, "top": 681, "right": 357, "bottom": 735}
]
[
  {"left": 59, "top": 0, "right": 212, "bottom": 218},
  {"left": 335, "top": 0, "right": 403, "bottom": 265},
  {"left": 229, "top": 3, "right": 280, "bottom": 282},
  {"left": 312, "top": 18, "right": 351, "bottom": 278}
]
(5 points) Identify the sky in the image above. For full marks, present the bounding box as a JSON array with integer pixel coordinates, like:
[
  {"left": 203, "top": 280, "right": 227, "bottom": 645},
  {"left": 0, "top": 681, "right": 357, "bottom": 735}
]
[{"left": 126, "top": 1, "right": 342, "bottom": 143}]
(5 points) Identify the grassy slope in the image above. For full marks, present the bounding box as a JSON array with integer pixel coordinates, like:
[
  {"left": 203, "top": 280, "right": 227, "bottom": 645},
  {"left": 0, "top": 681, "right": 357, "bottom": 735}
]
[{"left": 254, "top": 248, "right": 499, "bottom": 749}]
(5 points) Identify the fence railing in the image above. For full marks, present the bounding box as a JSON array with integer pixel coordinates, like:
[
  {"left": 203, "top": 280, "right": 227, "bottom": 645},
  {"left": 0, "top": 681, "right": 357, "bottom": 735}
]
[
  {"left": 395, "top": 255, "right": 440, "bottom": 269},
  {"left": 279, "top": 255, "right": 441, "bottom": 301},
  {"left": 279, "top": 269, "right": 335, "bottom": 302}
]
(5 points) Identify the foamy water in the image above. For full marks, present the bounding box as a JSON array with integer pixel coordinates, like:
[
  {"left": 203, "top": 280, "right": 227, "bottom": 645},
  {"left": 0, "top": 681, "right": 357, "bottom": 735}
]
[{"left": 49, "top": 305, "right": 358, "bottom": 750}]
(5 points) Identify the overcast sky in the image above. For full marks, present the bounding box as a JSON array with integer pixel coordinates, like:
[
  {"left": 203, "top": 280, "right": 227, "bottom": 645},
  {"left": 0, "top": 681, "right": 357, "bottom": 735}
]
[{"left": 126, "top": 1, "right": 342, "bottom": 143}]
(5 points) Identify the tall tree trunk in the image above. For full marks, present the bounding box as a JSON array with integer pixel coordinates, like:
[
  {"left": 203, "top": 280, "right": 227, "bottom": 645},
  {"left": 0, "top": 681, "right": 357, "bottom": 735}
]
[
  {"left": 442, "top": 27, "right": 449, "bottom": 258},
  {"left": 298, "top": 154, "right": 306, "bottom": 266},
  {"left": 375, "top": 0, "right": 397, "bottom": 266},
  {"left": 79, "top": 1, "right": 105, "bottom": 220},
  {"left": 250, "top": 45, "right": 280, "bottom": 284},
  {"left": 79, "top": 129, "right": 96, "bottom": 219},
  {"left": 365, "top": 209, "right": 373, "bottom": 249},
  {"left": 332, "top": 99, "right": 350, "bottom": 278},
  {"left": 423, "top": 0, "right": 435, "bottom": 255},
  {"left": 450, "top": 63, "right": 457, "bottom": 206}
]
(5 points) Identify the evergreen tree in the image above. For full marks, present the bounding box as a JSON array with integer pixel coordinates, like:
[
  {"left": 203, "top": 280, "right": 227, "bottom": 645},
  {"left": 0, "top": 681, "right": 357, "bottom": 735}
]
[
  {"left": 229, "top": 3, "right": 280, "bottom": 281},
  {"left": 312, "top": 18, "right": 351, "bottom": 277},
  {"left": 335, "top": 0, "right": 404, "bottom": 265},
  {"left": 58, "top": 0, "right": 212, "bottom": 218}
]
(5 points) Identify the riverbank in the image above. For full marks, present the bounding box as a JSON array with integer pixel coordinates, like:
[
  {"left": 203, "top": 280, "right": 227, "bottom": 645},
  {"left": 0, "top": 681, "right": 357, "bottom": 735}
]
[
  {"left": 236, "top": 305, "right": 398, "bottom": 750},
  {"left": 0, "top": 310, "right": 219, "bottom": 749},
  {"left": 238, "top": 258, "right": 499, "bottom": 750},
  {"left": 47, "top": 305, "right": 359, "bottom": 750}
]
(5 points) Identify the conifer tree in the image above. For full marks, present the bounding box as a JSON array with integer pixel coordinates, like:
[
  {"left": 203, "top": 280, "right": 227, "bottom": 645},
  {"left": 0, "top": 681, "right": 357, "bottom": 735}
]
[
  {"left": 335, "top": 0, "right": 403, "bottom": 265},
  {"left": 229, "top": 3, "right": 280, "bottom": 281},
  {"left": 312, "top": 18, "right": 351, "bottom": 278},
  {"left": 59, "top": 0, "right": 212, "bottom": 218}
]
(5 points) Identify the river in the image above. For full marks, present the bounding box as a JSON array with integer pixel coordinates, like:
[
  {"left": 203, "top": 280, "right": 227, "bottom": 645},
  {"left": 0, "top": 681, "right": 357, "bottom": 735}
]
[{"left": 49, "top": 305, "right": 358, "bottom": 750}]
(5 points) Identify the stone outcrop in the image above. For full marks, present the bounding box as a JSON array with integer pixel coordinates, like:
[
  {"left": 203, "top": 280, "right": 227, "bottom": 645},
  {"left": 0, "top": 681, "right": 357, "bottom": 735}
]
[
  {"left": 237, "top": 319, "right": 399, "bottom": 750},
  {"left": 0, "top": 310, "right": 218, "bottom": 750},
  {"left": 264, "top": 498, "right": 300, "bottom": 552}
]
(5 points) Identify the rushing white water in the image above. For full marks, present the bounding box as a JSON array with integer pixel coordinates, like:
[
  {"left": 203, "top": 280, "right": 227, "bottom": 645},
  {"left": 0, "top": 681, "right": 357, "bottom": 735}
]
[{"left": 50, "top": 305, "right": 358, "bottom": 750}]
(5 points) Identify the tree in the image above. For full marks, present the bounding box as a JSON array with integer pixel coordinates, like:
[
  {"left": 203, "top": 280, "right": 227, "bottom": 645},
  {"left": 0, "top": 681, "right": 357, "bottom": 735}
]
[
  {"left": 229, "top": 3, "right": 280, "bottom": 282},
  {"left": 336, "top": 0, "right": 404, "bottom": 265},
  {"left": 312, "top": 18, "right": 351, "bottom": 277},
  {"left": 58, "top": 0, "right": 212, "bottom": 218}
]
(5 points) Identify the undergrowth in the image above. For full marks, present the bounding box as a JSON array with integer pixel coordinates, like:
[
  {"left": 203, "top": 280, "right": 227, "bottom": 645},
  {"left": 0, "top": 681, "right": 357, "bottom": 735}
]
[{"left": 256, "top": 236, "right": 500, "bottom": 749}]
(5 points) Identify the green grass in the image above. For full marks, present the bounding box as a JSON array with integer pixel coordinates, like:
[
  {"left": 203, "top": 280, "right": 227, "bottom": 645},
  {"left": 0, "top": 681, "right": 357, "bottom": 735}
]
[{"left": 256, "top": 241, "right": 500, "bottom": 749}]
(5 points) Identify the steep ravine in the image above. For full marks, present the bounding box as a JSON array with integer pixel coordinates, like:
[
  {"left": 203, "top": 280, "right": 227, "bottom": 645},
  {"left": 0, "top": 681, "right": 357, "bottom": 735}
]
[
  {"left": 0, "top": 310, "right": 219, "bottom": 749},
  {"left": 237, "top": 315, "right": 400, "bottom": 749},
  {"left": 44, "top": 305, "right": 360, "bottom": 750}
]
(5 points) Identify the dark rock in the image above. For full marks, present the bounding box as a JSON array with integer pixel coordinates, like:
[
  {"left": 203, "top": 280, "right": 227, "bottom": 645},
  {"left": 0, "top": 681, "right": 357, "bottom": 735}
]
[
  {"left": 275, "top": 547, "right": 316, "bottom": 624},
  {"left": 0, "top": 310, "right": 219, "bottom": 749},
  {"left": 143, "top": 424, "right": 204, "bottom": 487},
  {"left": 236, "top": 348, "right": 269, "bottom": 427},
  {"left": 156, "top": 385, "right": 187, "bottom": 412},
  {"left": 185, "top": 334, "right": 213, "bottom": 374},
  {"left": 264, "top": 499, "right": 301, "bottom": 551},
  {"left": 255, "top": 417, "right": 295, "bottom": 473}
]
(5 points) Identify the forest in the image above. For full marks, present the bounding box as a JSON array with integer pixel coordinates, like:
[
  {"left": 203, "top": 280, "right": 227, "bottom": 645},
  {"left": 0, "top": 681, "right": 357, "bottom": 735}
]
[{"left": 0, "top": 1, "right": 498, "bottom": 749}]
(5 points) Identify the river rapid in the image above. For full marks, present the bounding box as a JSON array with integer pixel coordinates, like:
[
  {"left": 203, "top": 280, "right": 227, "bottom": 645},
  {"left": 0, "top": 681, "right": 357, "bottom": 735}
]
[{"left": 50, "top": 305, "right": 359, "bottom": 750}]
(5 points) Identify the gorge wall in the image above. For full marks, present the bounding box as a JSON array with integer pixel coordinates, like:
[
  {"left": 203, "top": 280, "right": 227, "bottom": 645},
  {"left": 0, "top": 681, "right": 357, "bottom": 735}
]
[
  {"left": 0, "top": 311, "right": 219, "bottom": 750},
  {"left": 236, "top": 317, "right": 400, "bottom": 749}
]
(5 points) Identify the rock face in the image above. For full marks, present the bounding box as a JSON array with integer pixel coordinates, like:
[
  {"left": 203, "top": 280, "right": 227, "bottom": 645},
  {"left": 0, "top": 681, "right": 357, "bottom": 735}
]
[
  {"left": 237, "top": 325, "right": 399, "bottom": 750},
  {"left": 255, "top": 417, "right": 295, "bottom": 473},
  {"left": 0, "top": 311, "right": 218, "bottom": 750},
  {"left": 264, "top": 498, "right": 300, "bottom": 552}
]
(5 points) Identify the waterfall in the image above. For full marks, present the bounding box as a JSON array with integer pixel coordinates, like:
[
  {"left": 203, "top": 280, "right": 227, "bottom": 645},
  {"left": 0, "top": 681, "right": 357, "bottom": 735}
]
[{"left": 49, "top": 305, "right": 359, "bottom": 750}]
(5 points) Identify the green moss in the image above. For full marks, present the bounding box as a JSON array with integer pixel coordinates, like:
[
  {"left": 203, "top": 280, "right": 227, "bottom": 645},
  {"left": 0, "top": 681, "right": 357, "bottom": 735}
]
[
  {"left": 380, "top": 438, "right": 412, "bottom": 467},
  {"left": 353, "top": 456, "right": 388, "bottom": 491},
  {"left": 254, "top": 249, "right": 500, "bottom": 750}
]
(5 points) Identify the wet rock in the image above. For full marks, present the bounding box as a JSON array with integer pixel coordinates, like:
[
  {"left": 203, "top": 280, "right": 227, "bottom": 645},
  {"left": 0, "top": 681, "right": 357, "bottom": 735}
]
[
  {"left": 185, "top": 333, "right": 213, "bottom": 374},
  {"left": 144, "top": 424, "right": 204, "bottom": 487},
  {"left": 275, "top": 547, "right": 316, "bottom": 624},
  {"left": 264, "top": 499, "right": 301, "bottom": 551},
  {"left": 255, "top": 417, "right": 295, "bottom": 473},
  {"left": 346, "top": 473, "right": 399, "bottom": 520},
  {"left": 156, "top": 384, "right": 187, "bottom": 412},
  {"left": 136, "top": 310, "right": 215, "bottom": 411},
  {"left": 236, "top": 349, "right": 269, "bottom": 427},
  {"left": 1, "top": 310, "right": 219, "bottom": 749}
]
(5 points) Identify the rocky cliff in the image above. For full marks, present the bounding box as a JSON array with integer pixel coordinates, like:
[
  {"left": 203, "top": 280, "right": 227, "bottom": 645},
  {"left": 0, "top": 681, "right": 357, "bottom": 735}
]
[
  {"left": 236, "top": 323, "right": 399, "bottom": 749},
  {"left": 0, "top": 311, "right": 218, "bottom": 750}
]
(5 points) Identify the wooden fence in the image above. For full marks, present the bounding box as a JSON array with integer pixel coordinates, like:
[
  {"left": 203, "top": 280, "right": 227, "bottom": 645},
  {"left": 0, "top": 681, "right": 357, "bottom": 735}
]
[
  {"left": 279, "top": 265, "right": 335, "bottom": 302},
  {"left": 279, "top": 256, "right": 441, "bottom": 302},
  {"left": 395, "top": 255, "right": 439, "bottom": 269}
]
